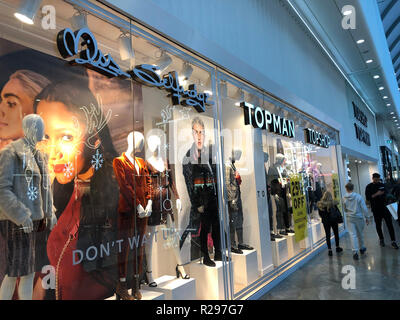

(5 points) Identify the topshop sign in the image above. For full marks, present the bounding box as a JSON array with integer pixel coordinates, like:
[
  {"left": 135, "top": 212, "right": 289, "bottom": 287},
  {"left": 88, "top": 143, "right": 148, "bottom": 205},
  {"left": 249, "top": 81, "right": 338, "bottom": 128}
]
[{"left": 56, "top": 28, "right": 213, "bottom": 113}]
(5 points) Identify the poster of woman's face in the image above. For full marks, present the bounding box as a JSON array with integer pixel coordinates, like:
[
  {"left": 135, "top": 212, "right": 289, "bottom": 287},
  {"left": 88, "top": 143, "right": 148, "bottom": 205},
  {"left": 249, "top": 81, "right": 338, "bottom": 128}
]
[{"left": 0, "top": 36, "right": 139, "bottom": 300}]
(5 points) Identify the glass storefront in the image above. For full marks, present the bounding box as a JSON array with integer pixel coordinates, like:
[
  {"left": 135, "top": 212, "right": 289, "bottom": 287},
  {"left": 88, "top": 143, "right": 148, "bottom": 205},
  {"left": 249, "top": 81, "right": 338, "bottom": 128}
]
[{"left": 0, "top": 0, "right": 343, "bottom": 300}]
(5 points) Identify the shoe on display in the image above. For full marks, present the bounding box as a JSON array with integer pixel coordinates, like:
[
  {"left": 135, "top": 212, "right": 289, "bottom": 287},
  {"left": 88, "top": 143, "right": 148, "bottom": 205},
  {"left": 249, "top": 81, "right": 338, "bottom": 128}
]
[
  {"left": 214, "top": 251, "right": 231, "bottom": 262},
  {"left": 271, "top": 236, "right": 276, "bottom": 241},
  {"left": 328, "top": 250, "right": 333, "bottom": 257},
  {"left": 274, "top": 233, "right": 283, "bottom": 239},
  {"left": 391, "top": 242, "right": 399, "bottom": 249},
  {"left": 238, "top": 243, "right": 254, "bottom": 251},
  {"left": 353, "top": 253, "right": 359, "bottom": 260},
  {"left": 231, "top": 246, "right": 243, "bottom": 254},
  {"left": 336, "top": 247, "right": 343, "bottom": 253},
  {"left": 360, "top": 247, "right": 367, "bottom": 255},
  {"left": 115, "top": 281, "right": 135, "bottom": 300},
  {"left": 379, "top": 239, "right": 385, "bottom": 247},
  {"left": 288, "top": 229, "right": 295, "bottom": 234},
  {"left": 279, "top": 230, "right": 288, "bottom": 236},
  {"left": 202, "top": 254, "right": 216, "bottom": 267}
]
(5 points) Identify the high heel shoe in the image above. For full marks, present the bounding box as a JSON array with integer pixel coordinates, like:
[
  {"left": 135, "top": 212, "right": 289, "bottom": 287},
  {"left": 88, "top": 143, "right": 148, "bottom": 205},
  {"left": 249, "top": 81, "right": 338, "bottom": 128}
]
[
  {"left": 176, "top": 265, "right": 190, "bottom": 279},
  {"left": 145, "top": 271, "right": 157, "bottom": 287}
]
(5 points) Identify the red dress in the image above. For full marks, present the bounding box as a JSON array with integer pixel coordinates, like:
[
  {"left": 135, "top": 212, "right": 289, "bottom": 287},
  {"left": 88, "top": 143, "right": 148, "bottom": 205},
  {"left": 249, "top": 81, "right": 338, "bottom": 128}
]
[{"left": 46, "top": 184, "right": 110, "bottom": 300}]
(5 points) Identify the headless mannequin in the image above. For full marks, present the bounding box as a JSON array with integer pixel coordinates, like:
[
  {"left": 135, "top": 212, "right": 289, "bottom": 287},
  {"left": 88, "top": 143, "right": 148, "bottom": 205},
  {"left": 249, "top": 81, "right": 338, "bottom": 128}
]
[
  {"left": 145, "top": 135, "right": 187, "bottom": 285},
  {"left": 115, "top": 131, "right": 152, "bottom": 300},
  {"left": 0, "top": 114, "right": 56, "bottom": 300}
]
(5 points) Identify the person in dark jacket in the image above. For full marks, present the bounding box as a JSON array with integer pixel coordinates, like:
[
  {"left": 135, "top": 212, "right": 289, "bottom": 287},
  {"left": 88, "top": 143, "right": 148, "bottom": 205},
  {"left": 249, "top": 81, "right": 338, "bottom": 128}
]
[
  {"left": 181, "top": 117, "right": 225, "bottom": 267},
  {"left": 317, "top": 191, "right": 343, "bottom": 256},
  {"left": 365, "top": 173, "right": 398, "bottom": 249}
]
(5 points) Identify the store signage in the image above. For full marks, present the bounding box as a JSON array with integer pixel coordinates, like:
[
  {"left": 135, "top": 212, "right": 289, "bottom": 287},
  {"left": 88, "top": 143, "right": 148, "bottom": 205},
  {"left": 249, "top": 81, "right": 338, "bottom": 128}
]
[
  {"left": 241, "top": 102, "right": 295, "bottom": 138},
  {"left": 354, "top": 123, "right": 371, "bottom": 146},
  {"left": 289, "top": 174, "right": 307, "bottom": 242},
  {"left": 56, "top": 28, "right": 213, "bottom": 113},
  {"left": 352, "top": 102, "right": 368, "bottom": 127},
  {"left": 304, "top": 128, "right": 330, "bottom": 148}
]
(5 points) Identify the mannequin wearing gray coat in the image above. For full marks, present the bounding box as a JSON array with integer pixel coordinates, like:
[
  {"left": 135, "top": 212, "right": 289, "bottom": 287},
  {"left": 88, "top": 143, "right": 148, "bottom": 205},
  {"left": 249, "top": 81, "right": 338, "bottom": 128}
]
[{"left": 0, "top": 115, "right": 56, "bottom": 300}]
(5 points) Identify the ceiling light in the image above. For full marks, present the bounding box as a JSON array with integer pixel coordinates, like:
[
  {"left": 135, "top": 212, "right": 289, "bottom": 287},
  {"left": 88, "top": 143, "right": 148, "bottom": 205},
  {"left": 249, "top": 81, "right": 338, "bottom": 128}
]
[
  {"left": 356, "top": 39, "right": 365, "bottom": 44},
  {"left": 393, "top": 116, "right": 396, "bottom": 119},
  {"left": 14, "top": 0, "right": 42, "bottom": 25},
  {"left": 155, "top": 51, "right": 172, "bottom": 74},
  {"left": 70, "top": 9, "right": 88, "bottom": 30},
  {"left": 118, "top": 33, "right": 135, "bottom": 62},
  {"left": 366, "top": 59, "right": 373, "bottom": 64},
  {"left": 387, "top": 103, "right": 391, "bottom": 106},
  {"left": 373, "top": 75, "right": 380, "bottom": 79},
  {"left": 379, "top": 86, "right": 384, "bottom": 90},
  {"left": 391, "top": 112, "right": 395, "bottom": 114},
  {"left": 383, "top": 96, "right": 388, "bottom": 99},
  {"left": 179, "top": 62, "right": 193, "bottom": 81}
]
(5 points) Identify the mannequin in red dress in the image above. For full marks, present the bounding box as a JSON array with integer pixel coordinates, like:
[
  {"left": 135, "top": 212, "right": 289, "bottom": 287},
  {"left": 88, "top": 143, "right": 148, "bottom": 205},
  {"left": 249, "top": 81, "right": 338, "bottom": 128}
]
[{"left": 113, "top": 131, "right": 152, "bottom": 300}]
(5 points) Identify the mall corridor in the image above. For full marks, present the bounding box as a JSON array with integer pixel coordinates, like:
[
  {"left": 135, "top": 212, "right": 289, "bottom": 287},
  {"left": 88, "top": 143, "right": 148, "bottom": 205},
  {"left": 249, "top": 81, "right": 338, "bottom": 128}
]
[{"left": 260, "top": 220, "right": 400, "bottom": 300}]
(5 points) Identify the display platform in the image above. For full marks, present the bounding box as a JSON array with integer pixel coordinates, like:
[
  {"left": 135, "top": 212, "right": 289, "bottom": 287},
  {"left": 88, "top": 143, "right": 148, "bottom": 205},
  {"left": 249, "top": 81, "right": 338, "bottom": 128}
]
[
  {"left": 105, "top": 288, "right": 165, "bottom": 300},
  {"left": 231, "top": 249, "right": 258, "bottom": 286},
  {"left": 311, "top": 220, "right": 324, "bottom": 242},
  {"left": 190, "top": 260, "right": 232, "bottom": 300},
  {"left": 142, "top": 275, "right": 196, "bottom": 300},
  {"left": 271, "top": 237, "right": 288, "bottom": 267},
  {"left": 285, "top": 233, "right": 301, "bottom": 258}
]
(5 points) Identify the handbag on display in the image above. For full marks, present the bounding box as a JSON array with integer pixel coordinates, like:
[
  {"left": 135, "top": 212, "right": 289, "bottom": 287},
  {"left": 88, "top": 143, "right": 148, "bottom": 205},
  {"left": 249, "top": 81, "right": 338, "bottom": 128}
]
[
  {"left": 329, "top": 205, "right": 343, "bottom": 224},
  {"left": 386, "top": 202, "right": 398, "bottom": 220}
]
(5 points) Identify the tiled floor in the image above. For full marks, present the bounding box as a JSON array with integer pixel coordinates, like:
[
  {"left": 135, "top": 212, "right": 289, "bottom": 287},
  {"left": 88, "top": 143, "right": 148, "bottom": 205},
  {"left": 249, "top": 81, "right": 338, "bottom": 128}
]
[{"left": 260, "top": 218, "right": 400, "bottom": 300}]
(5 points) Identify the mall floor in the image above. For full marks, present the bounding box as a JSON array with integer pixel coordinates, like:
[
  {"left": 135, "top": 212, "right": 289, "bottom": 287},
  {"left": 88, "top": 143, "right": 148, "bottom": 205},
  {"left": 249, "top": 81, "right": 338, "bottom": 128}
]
[{"left": 260, "top": 219, "right": 400, "bottom": 300}]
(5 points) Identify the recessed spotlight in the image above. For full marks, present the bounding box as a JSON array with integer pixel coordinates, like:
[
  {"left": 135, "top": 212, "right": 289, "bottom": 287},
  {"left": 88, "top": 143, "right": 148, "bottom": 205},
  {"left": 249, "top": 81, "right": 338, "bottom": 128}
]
[
  {"left": 391, "top": 112, "right": 395, "bottom": 114},
  {"left": 387, "top": 103, "right": 391, "bottom": 106},
  {"left": 14, "top": 0, "right": 42, "bottom": 25},
  {"left": 379, "top": 87, "right": 384, "bottom": 90},
  {"left": 357, "top": 39, "right": 365, "bottom": 44},
  {"left": 373, "top": 75, "right": 380, "bottom": 79},
  {"left": 393, "top": 116, "right": 396, "bottom": 119},
  {"left": 383, "top": 96, "right": 388, "bottom": 99},
  {"left": 366, "top": 59, "right": 373, "bottom": 64}
]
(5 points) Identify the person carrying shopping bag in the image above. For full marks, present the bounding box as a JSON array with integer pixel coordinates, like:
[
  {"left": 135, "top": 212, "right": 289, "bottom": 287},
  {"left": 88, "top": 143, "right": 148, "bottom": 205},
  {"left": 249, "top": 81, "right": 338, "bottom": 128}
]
[{"left": 343, "top": 182, "right": 372, "bottom": 260}]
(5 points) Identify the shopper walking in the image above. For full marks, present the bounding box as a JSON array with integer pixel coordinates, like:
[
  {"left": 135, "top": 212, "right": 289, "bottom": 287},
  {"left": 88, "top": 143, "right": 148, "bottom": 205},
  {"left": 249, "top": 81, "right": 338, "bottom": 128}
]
[
  {"left": 365, "top": 173, "right": 399, "bottom": 249},
  {"left": 343, "top": 183, "right": 371, "bottom": 260},
  {"left": 317, "top": 191, "right": 343, "bottom": 256}
]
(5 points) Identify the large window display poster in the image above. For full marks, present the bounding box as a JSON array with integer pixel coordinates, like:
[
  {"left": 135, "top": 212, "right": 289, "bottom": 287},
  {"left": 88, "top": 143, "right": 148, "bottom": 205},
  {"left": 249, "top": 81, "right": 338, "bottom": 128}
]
[
  {"left": 289, "top": 174, "right": 307, "bottom": 242},
  {"left": 0, "top": 36, "right": 152, "bottom": 300}
]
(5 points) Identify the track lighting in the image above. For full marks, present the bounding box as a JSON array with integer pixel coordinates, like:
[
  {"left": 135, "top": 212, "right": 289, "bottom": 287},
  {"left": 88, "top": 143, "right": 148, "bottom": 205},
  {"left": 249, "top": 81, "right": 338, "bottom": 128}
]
[
  {"left": 179, "top": 62, "right": 193, "bottom": 81},
  {"left": 70, "top": 9, "right": 88, "bottom": 30},
  {"left": 14, "top": 0, "right": 42, "bottom": 25},
  {"left": 155, "top": 51, "right": 172, "bottom": 74},
  {"left": 118, "top": 33, "right": 135, "bottom": 62}
]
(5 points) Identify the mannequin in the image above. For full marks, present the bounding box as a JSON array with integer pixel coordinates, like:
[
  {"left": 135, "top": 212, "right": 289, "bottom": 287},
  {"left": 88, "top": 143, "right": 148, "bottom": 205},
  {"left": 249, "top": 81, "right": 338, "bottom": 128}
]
[
  {"left": 267, "top": 153, "right": 291, "bottom": 236},
  {"left": 113, "top": 131, "right": 152, "bottom": 300},
  {"left": 225, "top": 149, "right": 253, "bottom": 254},
  {"left": 0, "top": 115, "right": 56, "bottom": 300},
  {"left": 144, "top": 134, "right": 189, "bottom": 286}
]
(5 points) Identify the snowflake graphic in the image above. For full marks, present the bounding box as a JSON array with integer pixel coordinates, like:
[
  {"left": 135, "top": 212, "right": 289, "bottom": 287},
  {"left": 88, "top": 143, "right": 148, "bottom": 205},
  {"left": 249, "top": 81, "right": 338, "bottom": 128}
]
[
  {"left": 91, "top": 149, "right": 104, "bottom": 171},
  {"left": 27, "top": 185, "right": 38, "bottom": 201},
  {"left": 63, "top": 162, "right": 74, "bottom": 178}
]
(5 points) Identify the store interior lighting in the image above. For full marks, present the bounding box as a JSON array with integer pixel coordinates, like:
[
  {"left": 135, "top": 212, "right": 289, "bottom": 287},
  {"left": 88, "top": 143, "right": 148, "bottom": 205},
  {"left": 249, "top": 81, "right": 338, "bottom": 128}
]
[
  {"left": 70, "top": 9, "right": 88, "bottom": 30},
  {"left": 14, "top": 0, "right": 42, "bottom": 25},
  {"left": 204, "top": 76, "right": 212, "bottom": 95},
  {"left": 179, "top": 62, "right": 193, "bottom": 82},
  {"left": 118, "top": 33, "right": 135, "bottom": 62},
  {"left": 234, "top": 88, "right": 245, "bottom": 106},
  {"left": 155, "top": 51, "right": 172, "bottom": 74}
]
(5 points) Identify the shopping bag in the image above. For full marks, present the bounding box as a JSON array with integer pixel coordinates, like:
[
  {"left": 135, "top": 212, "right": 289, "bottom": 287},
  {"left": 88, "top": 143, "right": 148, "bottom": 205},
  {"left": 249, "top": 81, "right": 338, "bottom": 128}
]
[{"left": 386, "top": 202, "right": 398, "bottom": 220}]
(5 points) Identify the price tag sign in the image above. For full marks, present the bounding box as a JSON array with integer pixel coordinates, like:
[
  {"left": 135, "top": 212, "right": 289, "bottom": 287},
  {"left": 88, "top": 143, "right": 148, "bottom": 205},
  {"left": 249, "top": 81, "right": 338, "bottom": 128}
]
[
  {"left": 332, "top": 173, "right": 342, "bottom": 213},
  {"left": 290, "top": 174, "right": 308, "bottom": 242}
]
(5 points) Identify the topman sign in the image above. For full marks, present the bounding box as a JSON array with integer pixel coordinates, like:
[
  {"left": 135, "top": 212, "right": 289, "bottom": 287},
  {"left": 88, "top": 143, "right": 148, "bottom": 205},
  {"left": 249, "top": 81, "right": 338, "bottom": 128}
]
[
  {"left": 56, "top": 28, "right": 213, "bottom": 113},
  {"left": 241, "top": 102, "right": 295, "bottom": 138}
]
